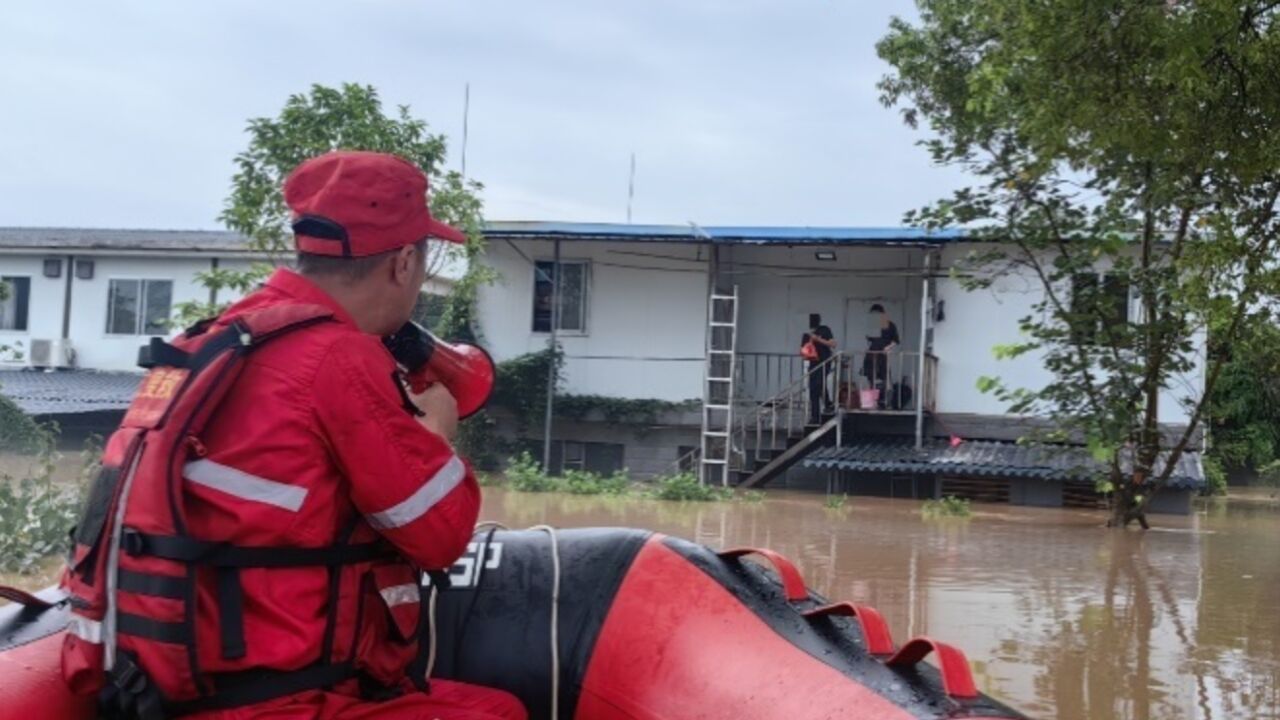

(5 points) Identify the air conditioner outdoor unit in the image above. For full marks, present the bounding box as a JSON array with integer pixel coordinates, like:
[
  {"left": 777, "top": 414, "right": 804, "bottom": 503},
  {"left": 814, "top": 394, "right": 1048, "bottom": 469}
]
[{"left": 27, "top": 339, "right": 76, "bottom": 369}]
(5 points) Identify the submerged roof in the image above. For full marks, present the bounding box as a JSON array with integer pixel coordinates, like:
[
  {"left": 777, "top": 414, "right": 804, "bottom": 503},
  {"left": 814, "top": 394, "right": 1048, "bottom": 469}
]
[
  {"left": 804, "top": 438, "right": 1205, "bottom": 491},
  {"left": 0, "top": 370, "right": 140, "bottom": 415},
  {"left": 484, "top": 221, "right": 966, "bottom": 246}
]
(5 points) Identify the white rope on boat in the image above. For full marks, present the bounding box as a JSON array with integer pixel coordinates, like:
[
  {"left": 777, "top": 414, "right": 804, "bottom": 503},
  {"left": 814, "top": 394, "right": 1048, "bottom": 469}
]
[
  {"left": 528, "top": 524, "right": 562, "bottom": 720},
  {"left": 423, "top": 521, "right": 561, "bottom": 720}
]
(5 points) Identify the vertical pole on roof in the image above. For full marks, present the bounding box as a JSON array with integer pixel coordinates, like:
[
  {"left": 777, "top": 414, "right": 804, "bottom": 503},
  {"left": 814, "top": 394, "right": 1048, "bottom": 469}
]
[
  {"left": 542, "top": 238, "right": 561, "bottom": 473},
  {"left": 460, "top": 83, "right": 471, "bottom": 180},
  {"left": 915, "top": 251, "right": 933, "bottom": 449},
  {"left": 627, "top": 153, "right": 636, "bottom": 224}
]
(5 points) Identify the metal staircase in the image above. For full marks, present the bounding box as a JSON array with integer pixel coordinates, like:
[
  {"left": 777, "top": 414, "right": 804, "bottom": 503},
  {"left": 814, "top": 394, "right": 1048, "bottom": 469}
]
[
  {"left": 699, "top": 287, "right": 739, "bottom": 486},
  {"left": 733, "top": 354, "right": 842, "bottom": 488}
]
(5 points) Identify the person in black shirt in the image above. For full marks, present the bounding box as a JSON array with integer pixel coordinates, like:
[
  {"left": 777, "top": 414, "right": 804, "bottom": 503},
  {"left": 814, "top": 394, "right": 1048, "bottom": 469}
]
[
  {"left": 801, "top": 313, "right": 836, "bottom": 424},
  {"left": 863, "top": 304, "right": 900, "bottom": 408}
]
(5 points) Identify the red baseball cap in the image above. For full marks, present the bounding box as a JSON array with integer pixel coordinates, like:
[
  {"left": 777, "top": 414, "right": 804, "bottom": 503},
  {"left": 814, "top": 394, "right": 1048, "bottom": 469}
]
[{"left": 283, "top": 150, "right": 465, "bottom": 257}]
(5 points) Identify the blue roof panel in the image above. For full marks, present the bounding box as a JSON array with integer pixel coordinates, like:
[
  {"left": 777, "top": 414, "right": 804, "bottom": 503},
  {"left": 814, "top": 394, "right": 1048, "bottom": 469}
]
[{"left": 483, "top": 221, "right": 965, "bottom": 246}]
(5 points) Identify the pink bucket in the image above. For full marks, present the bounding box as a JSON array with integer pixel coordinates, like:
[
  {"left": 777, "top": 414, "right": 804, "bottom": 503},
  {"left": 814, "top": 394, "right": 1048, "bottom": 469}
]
[{"left": 859, "top": 388, "right": 880, "bottom": 408}]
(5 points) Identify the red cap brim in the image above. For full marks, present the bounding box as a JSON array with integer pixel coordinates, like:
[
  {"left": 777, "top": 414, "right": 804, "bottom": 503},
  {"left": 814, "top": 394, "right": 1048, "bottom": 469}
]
[{"left": 427, "top": 218, "right": 466, "bottom": 244}]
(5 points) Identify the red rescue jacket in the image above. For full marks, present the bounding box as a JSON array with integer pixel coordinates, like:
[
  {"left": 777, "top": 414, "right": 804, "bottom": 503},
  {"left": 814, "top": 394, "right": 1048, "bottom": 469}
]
[{"left": 60, "top": 269, "right": 480, "bottom": 718}]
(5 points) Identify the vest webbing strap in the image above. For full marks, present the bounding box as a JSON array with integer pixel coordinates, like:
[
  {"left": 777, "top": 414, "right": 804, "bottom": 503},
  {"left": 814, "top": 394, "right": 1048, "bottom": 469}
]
[
  {"left": 122, "top": 530, "right": 394, "bottom": 568},
  {"left": 165, "top": 661, "right": 358, "bottom": 716}
]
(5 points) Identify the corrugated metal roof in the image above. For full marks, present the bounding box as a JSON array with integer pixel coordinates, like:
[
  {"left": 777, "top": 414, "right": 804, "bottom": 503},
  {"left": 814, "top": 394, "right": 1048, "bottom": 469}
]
[
  {"left": 0, "top": 370, "right": 140, "bottom": 415},
  {"left": 484, "top": 221, "right": 966, "bottom": 246},
  {"left": 803, "top": 438, "right": 1205, "bottom": 491},
  {"left": 0, "top": 228, "right": 250, "bottom": 253}
]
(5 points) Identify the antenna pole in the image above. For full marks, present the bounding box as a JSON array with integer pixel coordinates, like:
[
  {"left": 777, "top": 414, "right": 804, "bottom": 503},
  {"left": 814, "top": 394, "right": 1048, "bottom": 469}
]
[
  {"left": 461, "top": 83, "right": 471, "bottom": 179},
  {"left": 626, "top": 152, "right": 636, "bottom": 223}
]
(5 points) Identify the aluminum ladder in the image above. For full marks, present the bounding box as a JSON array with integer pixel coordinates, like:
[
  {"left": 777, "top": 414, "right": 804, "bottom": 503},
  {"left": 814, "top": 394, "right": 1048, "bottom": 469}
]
[{"left": 699, "top": 286, "right": 739, "bottom": 486}]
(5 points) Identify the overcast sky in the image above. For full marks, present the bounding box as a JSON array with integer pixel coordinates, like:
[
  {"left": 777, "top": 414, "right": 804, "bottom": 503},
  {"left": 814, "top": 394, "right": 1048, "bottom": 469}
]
[{"left": 0, "top": 1, "right": 967, "bottom": 230}]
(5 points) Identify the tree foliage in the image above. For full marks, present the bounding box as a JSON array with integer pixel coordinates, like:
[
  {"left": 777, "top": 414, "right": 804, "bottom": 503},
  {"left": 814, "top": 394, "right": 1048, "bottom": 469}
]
[
  {"left": 176, "top": 83, "right": 486, "bottom": 327},
  {"left": 879, "top": 1, "right": 1280, "bottom": 527},
  {"left": 1206, "top": 314, "right": 1280, "bottom": 473}
]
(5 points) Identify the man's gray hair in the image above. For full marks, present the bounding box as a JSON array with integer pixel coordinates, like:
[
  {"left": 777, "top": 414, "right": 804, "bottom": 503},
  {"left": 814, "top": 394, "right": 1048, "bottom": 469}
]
[{"left": 296, "top": 238, "right": 427, "bottom": 283}]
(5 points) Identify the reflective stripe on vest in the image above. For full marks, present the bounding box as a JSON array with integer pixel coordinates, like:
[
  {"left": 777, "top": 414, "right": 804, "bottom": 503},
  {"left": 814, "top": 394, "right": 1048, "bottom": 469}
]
[
  {"left": 365, "top": 455, "right": 465, "bottom": 530},
  {"left": 184, "top": 459, "right": 308, "bottom": 512},
  {"left": 378, "top": 583, "right": 419, "bottom": 607}
]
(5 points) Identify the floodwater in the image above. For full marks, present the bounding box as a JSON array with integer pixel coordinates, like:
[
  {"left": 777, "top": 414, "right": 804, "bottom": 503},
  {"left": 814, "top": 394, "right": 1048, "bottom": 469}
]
[{"left": 481, "top": 487, "right": 1280, "bottom": 720}]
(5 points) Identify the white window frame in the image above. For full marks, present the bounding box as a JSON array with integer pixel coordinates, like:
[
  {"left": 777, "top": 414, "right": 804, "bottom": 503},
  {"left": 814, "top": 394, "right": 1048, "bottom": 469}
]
[
  {"left": 105, "top": 278, "right": 174, "bottom": 336},
  {"left": 532, "top": 259, "right": 590, "bottom": 336},
  {"left": 0, "top": 275, "right": 31, "bottom": 333}
]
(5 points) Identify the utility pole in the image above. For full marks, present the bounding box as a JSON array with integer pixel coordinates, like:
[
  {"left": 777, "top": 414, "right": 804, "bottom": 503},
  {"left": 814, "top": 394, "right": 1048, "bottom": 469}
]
[{"left": 541, "top": 239, "right": 562, "bottom": 472}]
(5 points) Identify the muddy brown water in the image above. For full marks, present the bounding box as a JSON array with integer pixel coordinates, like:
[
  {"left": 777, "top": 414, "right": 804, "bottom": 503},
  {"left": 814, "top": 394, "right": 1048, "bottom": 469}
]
[
  {"left": 480, "top": 487, "right": 1280, "bottom": 720},
  {"left": 2, "top": 460, "right": 1275, "bottom": 718}
]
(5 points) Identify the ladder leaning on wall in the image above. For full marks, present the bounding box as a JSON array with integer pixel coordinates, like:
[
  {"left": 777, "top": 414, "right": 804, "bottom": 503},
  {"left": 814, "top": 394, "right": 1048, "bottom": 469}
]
[{"left": 699, "top": 285, "right": 739, "bottom": 486}]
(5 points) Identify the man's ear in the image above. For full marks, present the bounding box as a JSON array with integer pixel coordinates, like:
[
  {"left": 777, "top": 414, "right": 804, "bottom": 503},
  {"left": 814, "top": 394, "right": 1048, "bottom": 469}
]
[{"left": 391, "top": 245, "right": 416, "bottom": 285}]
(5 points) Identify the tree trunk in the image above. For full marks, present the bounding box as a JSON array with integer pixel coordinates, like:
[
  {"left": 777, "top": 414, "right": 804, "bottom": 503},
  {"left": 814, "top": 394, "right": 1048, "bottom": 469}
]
[{"left": 1108, "top": 484, "right": 1150, "bottom": 529}]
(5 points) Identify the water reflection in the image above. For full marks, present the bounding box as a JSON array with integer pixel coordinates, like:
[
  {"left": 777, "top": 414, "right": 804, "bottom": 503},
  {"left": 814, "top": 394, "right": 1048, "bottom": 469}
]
[{"left": 480, "top": 488, "right": 1280, "bottom": 720}]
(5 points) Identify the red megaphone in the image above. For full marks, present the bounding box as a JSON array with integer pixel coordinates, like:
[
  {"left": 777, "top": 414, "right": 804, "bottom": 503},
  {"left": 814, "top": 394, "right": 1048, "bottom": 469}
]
[{"left": 383, "top": 322, "right": 495, "bottom": 419}]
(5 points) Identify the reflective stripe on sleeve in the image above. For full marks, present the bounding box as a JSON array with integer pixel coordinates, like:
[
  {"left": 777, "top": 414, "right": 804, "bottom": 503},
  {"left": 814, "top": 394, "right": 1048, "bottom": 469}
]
[
  {"left": 184, "top": 459, "right": 308, "bottom": 512},
  {"left": 69, "top": 615, "right": 104, "bottom": 644},
  {"left": 366, "top": 456, "right": 466, "bottom": 530}
]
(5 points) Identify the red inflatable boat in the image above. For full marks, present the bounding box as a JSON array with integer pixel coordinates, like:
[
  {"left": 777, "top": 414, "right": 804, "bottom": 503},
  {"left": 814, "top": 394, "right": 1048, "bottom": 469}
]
[{"left": 0, "top": 528, "right": 1028, "bottom": 719}]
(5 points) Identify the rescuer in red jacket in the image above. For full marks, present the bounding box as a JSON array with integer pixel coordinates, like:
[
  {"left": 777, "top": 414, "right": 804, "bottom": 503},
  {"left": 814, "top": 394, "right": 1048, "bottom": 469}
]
[{"left": 168, "top": 151, "right": 525, "bottom": 719}]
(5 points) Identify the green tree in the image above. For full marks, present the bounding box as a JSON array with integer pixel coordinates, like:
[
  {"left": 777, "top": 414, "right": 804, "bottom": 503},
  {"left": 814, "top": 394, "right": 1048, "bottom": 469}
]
[
  {"left": 176, "top": 83, "right": 487, "bottom": 327},
  {"left": 1206, "top": 314, "right": 1280, "bottom": 475},
  {"left": 878, "top": 1, "right": 1280, "bottom": 527}
]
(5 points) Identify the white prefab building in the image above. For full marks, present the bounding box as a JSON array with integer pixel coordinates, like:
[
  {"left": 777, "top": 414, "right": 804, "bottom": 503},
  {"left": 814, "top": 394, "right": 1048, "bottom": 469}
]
[
  {"left": 0, "top": 229, "right": 265, "bottom": 373},
  {"left": 0, "top": 228, "right": 457, "bottom": 375},
  {"left": 477, "top": 222, "right": 1206, "bottom": 513}
]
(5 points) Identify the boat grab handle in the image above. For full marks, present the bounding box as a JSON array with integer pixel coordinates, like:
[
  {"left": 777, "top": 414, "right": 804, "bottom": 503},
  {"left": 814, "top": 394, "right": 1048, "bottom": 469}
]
[
  {"left": 886, "top": 637, "right": 979, "bottom": 699},
  {"left": 718, "top": 547, "right": 808, "bottom": 602},
  {"left": 801, "top": 603, "right": 895, "bottom": 656}
]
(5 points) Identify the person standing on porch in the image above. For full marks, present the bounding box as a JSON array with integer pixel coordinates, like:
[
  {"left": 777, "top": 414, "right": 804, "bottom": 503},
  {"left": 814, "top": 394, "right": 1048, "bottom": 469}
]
[
  {"left": 864, "top": 303, "right": 900, "bottom": 409},
  {"left": 802, "top": 313, "right": 836, "bottom": 424}
]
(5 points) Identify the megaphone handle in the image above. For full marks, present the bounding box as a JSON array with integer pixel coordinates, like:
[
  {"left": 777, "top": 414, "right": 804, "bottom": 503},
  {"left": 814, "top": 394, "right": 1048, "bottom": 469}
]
[{"left": 406, "top": 367, "right": 442, "bottom": 395}]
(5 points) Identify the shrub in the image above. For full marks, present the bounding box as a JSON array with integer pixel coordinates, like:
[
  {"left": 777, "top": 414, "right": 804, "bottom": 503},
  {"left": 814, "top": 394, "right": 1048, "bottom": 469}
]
[
  {"left": 0, "top": 435, "right": 96, "bottom": 576},
  {"left": 922, "top": 495, "right": 972, "bottom": 518},
  {"left": 0, "top": 396, "right": 51, "bottom": 453},
  {"left": 506, "top": 452, "right": 561, "bottom": 493},
  {"left": 562, "top": 470, "right": 605, "bottom": 495},
  {"left": 597, "top": 470, "right": 632, "bottom": 496},
  {"left": 741, "top": 490, "right": 767, "bottom": 503},
  {"left": 823, "top": 493, "right": 848, "bottom": 510},
  {"left": 1202, "top": 456, "right": 1228, "bottom": 496},
  {"left": 653, "top": 472, "right": 732, "bottom": 502},
  {"left": 1259, "top": 460, "right": 1280, "bottom": 489}
]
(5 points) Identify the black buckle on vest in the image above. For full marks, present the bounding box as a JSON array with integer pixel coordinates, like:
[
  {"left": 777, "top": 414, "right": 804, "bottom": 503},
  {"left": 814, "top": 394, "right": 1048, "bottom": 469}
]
[
  {"left": 120, "top": 528, "right": 147, "bottom": 556},
  {"left": 136, "top": 337, "right": 190, "bottom": 370},
  {"left": 106, "top": 653, "right": 165, "bottom": 720},
  {"left": 111, "top": 659, "right": 147, "bottom": 695}
]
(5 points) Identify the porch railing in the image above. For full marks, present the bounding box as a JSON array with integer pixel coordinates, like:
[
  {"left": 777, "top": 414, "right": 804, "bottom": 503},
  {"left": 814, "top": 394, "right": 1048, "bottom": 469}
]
[
  {"left": 670, "top": 350, "right": 939, "bottom": 481},
  {"left": 739, "top": 350, "right": 937, "bottom": 412}
]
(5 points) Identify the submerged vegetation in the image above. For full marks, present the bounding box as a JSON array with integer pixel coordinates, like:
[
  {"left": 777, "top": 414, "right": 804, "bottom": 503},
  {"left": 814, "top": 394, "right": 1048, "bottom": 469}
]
[
  {"left": 823, "top": 494, "right": 850, "bottom": 511},
  {"left": 502, "top": 453, "right": 735, "bottom": 502},
  {"left": 921, "top": 496, "right": 972, "bottom": 519}
]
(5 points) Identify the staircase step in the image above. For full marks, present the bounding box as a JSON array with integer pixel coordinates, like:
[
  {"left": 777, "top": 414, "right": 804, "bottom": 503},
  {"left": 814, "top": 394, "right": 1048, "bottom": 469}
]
[{"left": 738, "top": 417, "right": 841, "bottom": 489}]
